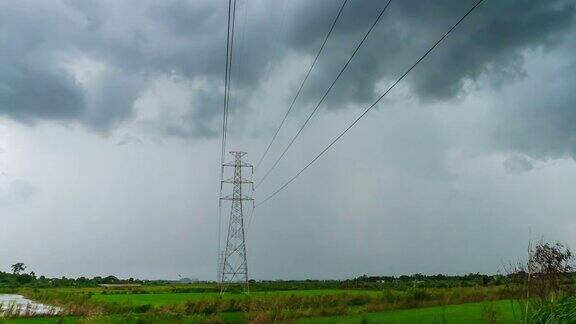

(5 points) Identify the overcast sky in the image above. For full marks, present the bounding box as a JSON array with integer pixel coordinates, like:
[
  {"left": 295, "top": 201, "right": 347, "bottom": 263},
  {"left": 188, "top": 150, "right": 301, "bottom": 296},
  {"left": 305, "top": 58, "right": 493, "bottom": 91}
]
[{"left": 0, "top": 0, "right": 575, "bottom": 280}]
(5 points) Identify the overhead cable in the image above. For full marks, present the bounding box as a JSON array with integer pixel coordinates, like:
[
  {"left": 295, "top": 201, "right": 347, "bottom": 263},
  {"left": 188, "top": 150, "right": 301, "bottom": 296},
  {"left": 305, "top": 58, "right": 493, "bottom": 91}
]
[{"left": 256, "top": 0, "right": 485, "bottom": 207}]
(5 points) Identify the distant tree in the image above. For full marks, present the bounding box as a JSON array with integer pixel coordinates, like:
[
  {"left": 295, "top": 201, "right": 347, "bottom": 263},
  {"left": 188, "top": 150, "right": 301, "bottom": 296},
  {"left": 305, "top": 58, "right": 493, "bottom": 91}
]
[
  {"left": 102, "top": 275, "right": 119, "bottom": 284},
  {"left": 11, "top": 263, "right": 26, "bottom": 275},
  {"left": 16, "top": 273, "right": 34, "bottom": 285}
]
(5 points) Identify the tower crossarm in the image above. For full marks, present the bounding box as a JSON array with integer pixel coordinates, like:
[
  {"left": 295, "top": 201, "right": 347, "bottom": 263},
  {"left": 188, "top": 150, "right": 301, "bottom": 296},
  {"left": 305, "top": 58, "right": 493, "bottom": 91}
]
[
  {"left": 220, "top": 194, "right": 254, "bottom": 201},
  {"left": 222, "top": 177, "right": 253, "bottom": 184},
  {"left": 223, "top": 161, "right": 253, "bottom": 168}
]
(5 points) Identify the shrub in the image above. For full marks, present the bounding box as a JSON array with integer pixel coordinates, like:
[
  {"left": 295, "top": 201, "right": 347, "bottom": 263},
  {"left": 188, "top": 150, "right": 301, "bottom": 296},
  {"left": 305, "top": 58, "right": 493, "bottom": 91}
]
[
  {"left": 134, "top": 304, "right": 152, "bottom": 313},
  {"left": 405, "top": 288, "right": 432, "bottom": 303},
  {"left": 381, "top": 289, "right": 399, "bottom": 304}
]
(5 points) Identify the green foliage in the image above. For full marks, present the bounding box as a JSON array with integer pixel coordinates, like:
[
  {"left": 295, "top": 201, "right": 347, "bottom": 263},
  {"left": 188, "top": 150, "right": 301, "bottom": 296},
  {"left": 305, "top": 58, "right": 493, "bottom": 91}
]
[
  {"left": 0, "top": 271, "right": 146, "bottom": 289},
  {"left": 530, "top": 296, "right": 576, "bottom": 323},
  {"left": 0, "top": 269, "right": 529, "bottom": 292},
  {"left": 405, "top": 288, "right": 432, "bottom": 303},
  {"left": 1, "top": 270, "right": 566, "bottom": 323},
  {"left": 299, "top": 300, "right": 521, "bottom": 324},
  {"left": 481, "top": 303, "right": 502, "bottom": 324},
  {"left": 347, "top": 272, "right": 503, "bottom": 289}
]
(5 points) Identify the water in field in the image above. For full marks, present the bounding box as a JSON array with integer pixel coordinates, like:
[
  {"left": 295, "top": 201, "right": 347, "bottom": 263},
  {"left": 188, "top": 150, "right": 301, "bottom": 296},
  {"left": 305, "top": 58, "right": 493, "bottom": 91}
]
[{"left": 0, "top": 294, "right": 61, "bottom": 316}]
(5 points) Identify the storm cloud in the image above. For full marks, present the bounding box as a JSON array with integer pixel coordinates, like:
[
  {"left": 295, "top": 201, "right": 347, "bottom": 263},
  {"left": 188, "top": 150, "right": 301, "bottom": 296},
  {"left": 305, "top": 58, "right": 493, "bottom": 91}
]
[
  {"left": 0, "top": 0, "right": 574, "bottom": 142},
  {"left": 1, "top": 0, "right": 576, "bottom": 280},
  {"left": 284, "top": 0, "right": 574, "bottom": 105}
]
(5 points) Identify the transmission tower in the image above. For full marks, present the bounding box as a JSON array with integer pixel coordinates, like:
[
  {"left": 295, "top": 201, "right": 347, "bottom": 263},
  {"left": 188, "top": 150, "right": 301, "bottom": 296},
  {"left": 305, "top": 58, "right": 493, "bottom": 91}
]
[{"left": 219, "top": 151, "right": 253, "bottom": 292}]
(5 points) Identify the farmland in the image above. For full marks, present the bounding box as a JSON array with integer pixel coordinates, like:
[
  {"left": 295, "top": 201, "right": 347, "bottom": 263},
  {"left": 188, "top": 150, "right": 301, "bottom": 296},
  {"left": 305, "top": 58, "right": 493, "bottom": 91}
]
[
  {"left": 4, "top": 300, "right": 521, "bottom": 323},
  {"left": 1, "top": 256, "right": 574, "bottom": 323},
  {"left": 299, "top": 300, "right": 521, "bottom": 324},
  {"left": 1, "top": 279, "right": 526, "bottom": 323}
]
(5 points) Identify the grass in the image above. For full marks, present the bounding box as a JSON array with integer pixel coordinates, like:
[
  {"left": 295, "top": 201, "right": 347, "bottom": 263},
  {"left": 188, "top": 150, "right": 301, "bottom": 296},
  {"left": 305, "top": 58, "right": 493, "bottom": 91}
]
[
  {"left": 90, "top": 289, "right": 382, "bottom": 306},
  {"left": 3, "top": 300, "right": 522, "bottom": 323},
  {"left": 4, "top": 318, "right": 79, "bottom": 324},
  {"left": 5, "top": 285, "right": 521, "bottom": 322},
  {"left": 297, "top": 299, "right": 522, "bottom": 323},
  {"left": 4, "top": 314, "right": 234, "bottom": 323}
]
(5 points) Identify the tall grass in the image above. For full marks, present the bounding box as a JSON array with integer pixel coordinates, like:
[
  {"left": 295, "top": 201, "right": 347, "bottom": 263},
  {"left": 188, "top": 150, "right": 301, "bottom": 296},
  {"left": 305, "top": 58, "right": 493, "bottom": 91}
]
[
  {"left": 158, "top": 287, "right": 518, "bottom": 321},
  {"left": 529, "top": 296, "right": 576, "bottom": 323}
]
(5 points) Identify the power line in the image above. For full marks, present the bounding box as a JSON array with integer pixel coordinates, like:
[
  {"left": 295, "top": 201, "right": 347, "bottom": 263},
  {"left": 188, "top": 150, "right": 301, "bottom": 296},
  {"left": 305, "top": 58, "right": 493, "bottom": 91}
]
[
  {"left": 256, "top": 0, "right": 485, "bottom": 208},
  {"left": 220, "top": 0, "right": 238, "bottom": 174},
  {"left": 218, "top": 0, "right": 233, "bottom": 262},
  {"left": 255, "top": 0, "right": 351, "bottom": 171},
  {"left": 230, "top": 0, "right": 251, "bottom": 141},
  {"left": 255, "top": 0, "right": 393, "bottom": 189},
  {"left": 218, "top": 0, "right": 238, "bottom": 277},
  {"left": 224, "top": 0, "right": 238, "bottom": 151},
  {"left": 220, "top": 0, "right": 233, "bottom": 172},
  {"left": 246, "top": 204, "right": 256, "bottom": 230}
]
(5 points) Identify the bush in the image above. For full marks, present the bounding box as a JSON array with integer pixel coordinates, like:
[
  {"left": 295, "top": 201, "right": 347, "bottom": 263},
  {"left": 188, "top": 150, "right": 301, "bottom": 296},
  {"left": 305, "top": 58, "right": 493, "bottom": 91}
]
[
  {"left": 405, "top": 288, "right": 432, "bottom": 303},
  {"left": 134, "top": 304, "right": 152, "bottom": 313},
  {"left": 381, "top": 289, "right": 399, "bottom": 304}
]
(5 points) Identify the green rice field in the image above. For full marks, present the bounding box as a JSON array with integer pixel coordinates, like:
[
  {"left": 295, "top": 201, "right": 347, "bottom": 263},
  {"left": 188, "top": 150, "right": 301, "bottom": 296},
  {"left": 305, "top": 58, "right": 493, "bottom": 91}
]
[
  {"left": 0, "top": 284, "right": 525, "bottom": 323},
  {"left": 4, "top": 299, "right": 522, "bottom": 323},
  {"left": 298, "top": 300, "right": 521, "bottom": 323},
  {"left": 91, "top": 289, "right": 381, "bottom": 305}
]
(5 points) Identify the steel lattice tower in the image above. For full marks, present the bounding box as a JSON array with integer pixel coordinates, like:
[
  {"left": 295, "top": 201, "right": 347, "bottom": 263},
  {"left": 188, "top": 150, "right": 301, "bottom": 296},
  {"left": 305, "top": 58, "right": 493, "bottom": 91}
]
[{"left": 219, "top": 151, "right": 253, "bottom": 292}]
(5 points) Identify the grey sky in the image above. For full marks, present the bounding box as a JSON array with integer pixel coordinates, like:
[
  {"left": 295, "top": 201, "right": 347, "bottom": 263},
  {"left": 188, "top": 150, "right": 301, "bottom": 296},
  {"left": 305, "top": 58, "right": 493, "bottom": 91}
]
[{"left": 0, "top": 0, "right": 576, "bottom": 280}]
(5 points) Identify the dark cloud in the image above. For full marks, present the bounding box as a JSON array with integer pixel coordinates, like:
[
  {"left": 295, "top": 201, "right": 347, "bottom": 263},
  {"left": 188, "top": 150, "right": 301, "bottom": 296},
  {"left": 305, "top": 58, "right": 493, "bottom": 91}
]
[
  {"left": 0, "top": 0, "right": 574, "bottom": 140},
  {"left": 279, "top": 0, "right": 576, "bottom": 164},
  {"left": 0, "top": 66, "right": 84, "bottom": 122},
  {"left": 0, "top": 3, "right": 83, "bottom": 123},
  {"left": 494, "top": 53, "right": 576, "bottom": 160},
  {"left": 2, "top": 0, "right": 576, "bottom": 281},
  {"left": 0, "top": 2, "right": 132, "bottom": 131},
  {"left": 0, "top": 0, "right": 285, "bottom": 136},
  {"left": 284, "top": 0, "right": 575, "bottom": 107},
  {"left": 410, "top": 0, "right": 575, "bottom": 101}
]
